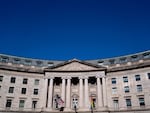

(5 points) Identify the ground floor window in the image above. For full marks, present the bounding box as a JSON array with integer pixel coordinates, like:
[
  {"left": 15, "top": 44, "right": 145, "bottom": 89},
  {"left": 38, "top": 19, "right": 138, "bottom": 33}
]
[
  {"left": 139, "top": 98, "right": 145, "bottom": 106},
  {"left": 113, "top": 99, "right": 119, "bottom": 110},
  {"left": 32, "top": 100, "right": 37, "bottom": 109},
  {"left": 126, "top": 99, "right": 132, "bottom": 107},
  {"left": 6, "top": 99, "right": 12, "bottom": 108},
  {"left": 19, "top": 100, "right": 25, "bottom": 108}
]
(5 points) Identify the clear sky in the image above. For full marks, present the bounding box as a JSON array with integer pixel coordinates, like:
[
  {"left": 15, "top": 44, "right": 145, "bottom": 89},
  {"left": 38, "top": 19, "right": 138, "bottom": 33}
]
[{"left": 0, "top": 0, "right": 150, "bottom": 60}]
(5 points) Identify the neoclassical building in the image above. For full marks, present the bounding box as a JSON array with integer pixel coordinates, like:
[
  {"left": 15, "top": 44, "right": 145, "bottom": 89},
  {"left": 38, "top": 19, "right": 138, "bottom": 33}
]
[{"left": 0, "top": 51, "right": 150, "bottom": 113}]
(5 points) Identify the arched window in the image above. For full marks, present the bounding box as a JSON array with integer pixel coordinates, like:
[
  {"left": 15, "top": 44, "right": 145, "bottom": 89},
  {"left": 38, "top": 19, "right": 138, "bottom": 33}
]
[{"left": 72, "top": 94, "right": 79, "bottom": 109}]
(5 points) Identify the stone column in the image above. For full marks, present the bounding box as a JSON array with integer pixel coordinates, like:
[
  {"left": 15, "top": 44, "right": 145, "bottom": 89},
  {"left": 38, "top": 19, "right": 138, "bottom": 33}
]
[
  {"left": 42, "top": 78, "right": 48, "bottom": 109},
  {"left": 61, "top": 77, "right": 66, "bottom": 105},
  {"left": 102, "top": 77, "right": 107, "bottom": 107},
  {"left": 96, "top": 76, "right": 103, "bottom": 108},
  {"left": 48, "top": 77, "right": 54, "bottom": 109},
  {"left": 84, "top": 77, "right": 89, "bottom": 109},
  {"left": 79, "top": 77, "right": 83, "bottom": 108},
  {"left": 66, "top": 77, "right": 71, "bottom": 110}
]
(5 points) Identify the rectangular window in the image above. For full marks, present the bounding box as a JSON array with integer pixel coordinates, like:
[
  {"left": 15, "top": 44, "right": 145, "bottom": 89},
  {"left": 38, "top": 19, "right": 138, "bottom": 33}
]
[
  {"left": 33, "top": 89, "right": 38, "bottom": 95},
  {"left": 111, "top": 78, "right": 116, "bottom": 84},
  {"left": 112, "top": 87, "right": 117, "bottom": 94},
  {"left": 8, "top": 87, "right": 14, "bottom": 93},
  {"left": 34, "top": 79, "right": 39, "bottom": 85},
  {"left": 32, "top": 101, "right": 37, "bottom": 109},
  {"left": 19, "top": 100, "right": 25, "bottom": 108},
  {"left": 6, "top": 99, "right": 12, "bottom": 108},
  {"left": 139, "top": 98, "right": 145, "bottom": 106},
  {"left": 135, "top": 75, "right": 141, "bottom": 81},
  {"left": 137, "top": 85, "right": 142, "bottom": 92},
  {"left": 124, "top": 86, "right": 130, "bottom": 93},
  {"left": 23, "top": 78, "right": 28, "bottom": 84},
  {"left": 21, "top": 88, "right": 26, "bottom": 94},
  {"left": 147, "top": 73, "right": 150, "bottom": 79},
  {"left": 10, "top": 77, "right": 16, "bottom": 83},
  {"left": 113, "top": 99, "right": 119, "bottom": 109},
  {"left": 126, "top": 99, "right": 132, "bottom": 107},
  {"left": 0, "top": 76, "right": 3, "bottom": 82},
  {"left": 123, "top": 76, "right": 128, "bottom": 82}
]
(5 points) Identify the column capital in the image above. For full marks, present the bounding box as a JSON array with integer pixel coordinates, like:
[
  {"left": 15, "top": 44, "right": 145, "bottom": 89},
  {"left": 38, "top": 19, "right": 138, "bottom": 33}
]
[
  {"left": 61, "top": 76, "right": 67, "bottom": 79},
  {"left": 96, "top": 75, "right": 101, "bottom": 78},
  {"left": 66, "top": 76, "right": 71, "bottom": 79},
  {"left": 83, "top": 76, "right": 88, "bottom": 79},
  {"left": 49, "top": 76, "right": 54, "bottom": 79}
]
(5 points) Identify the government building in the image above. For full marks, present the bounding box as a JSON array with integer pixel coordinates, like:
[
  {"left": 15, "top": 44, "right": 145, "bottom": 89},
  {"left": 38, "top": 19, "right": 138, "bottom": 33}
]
[{"left": 0, "top": 51, "right": 150, "bottom": 113}]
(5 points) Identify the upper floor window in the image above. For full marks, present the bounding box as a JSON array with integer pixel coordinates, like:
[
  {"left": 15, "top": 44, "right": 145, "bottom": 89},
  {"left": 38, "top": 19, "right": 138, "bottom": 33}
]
[
  {"left": 1, "top": 56, "right": 9, "bottom": 63},
  {"left": 143, "top": 52, "right": 150, "bottom": 59},
  {"left": 135, "top": 75, "right": 141, "bottom": 81},
  {"left": 21, "top": 88, "right": 26, "bottom": 94},
  {"left": 147, "top": 73, "right": 150, "bottom": 79},
  {"left": 36, "top": 61, "right": 43, "bottom": 66},
  {"left": 126, "top": 99, "right": 132, "bottom": 107},
  {"left": 137, "top": 85, "right": 142, "bottom": 92},
  {"left": 23, "top": 78, "right": 28, "bottom": 84},
  {"left": 123, "top": 76, "right": 128, "bottom": 83},
  {"left": 8, "top": 87, "right": 14, "bottom": 93},
  {"left": 13, "top": 58, "right": 21, "bottom": 64},
  {"left": 47, "top": 62, "right": 54, "bottom": 67},
  {"left": 6, "top": 99, "right": 12, "bottom": 108},
  {"left": 112, "top": 87, "right": 117, "bottom": 94},
  {"left": 19, "top": 100, "right": 25, "bottom": 108},
  {"left": 120, "top": 57, "right": 127, "bottom": 63},
  {"left": 0, "top": 76, "right": 3, "bottom": 82},
  {"left": 24, "top": 60, "right": 32, "bottom": 66},
  {"left": 139, "top": 97, "right": 145, "bottom": 106},
  {"left": 131, "top": 55, "right": 138, "bottom": 61},
  {"left": 34, "top": 79, "right": 39, "bottom": 85},
  {"left": 10, "top": 77, "right": 16, "bottom": 83},
  {"left": 111, "top": 78, "right": 116, "bottom": 84},
  {"left": 33, "top": 89, "right": 38, "bottom": 95},
  {"left": 124, "top": 86, "right": 130, "bottom": 93},
  {"left": 109, "top": 59, "right": 115, "bottom": 65}
]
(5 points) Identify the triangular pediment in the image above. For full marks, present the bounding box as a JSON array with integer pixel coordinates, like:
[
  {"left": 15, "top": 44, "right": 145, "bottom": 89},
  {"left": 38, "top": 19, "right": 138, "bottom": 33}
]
[{"left": 46, "top": 59, "right": 106, "bottom": 71}]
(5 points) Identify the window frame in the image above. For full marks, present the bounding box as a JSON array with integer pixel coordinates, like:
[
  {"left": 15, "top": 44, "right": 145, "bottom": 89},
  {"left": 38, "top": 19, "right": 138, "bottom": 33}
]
[
  {"left": 10, "top": 77, "right": 16, "bottom": 83},
  {"left": 111, "top": 78, "right": 116, "bottom": 84},
  {"left": 135, "top": 75, "right": 141, "bottom": 81},
  {"left": 8, "top": 87, "right": 14, "bottom": 93},
  {"left": 21, "top": 88, "right": 26, "bottom": 94}
]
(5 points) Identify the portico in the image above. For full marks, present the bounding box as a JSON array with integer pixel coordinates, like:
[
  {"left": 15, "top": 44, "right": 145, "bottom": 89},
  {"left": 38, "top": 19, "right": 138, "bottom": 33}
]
[{"left": 44, "top": 59, "right": 107, "bottom": 112}]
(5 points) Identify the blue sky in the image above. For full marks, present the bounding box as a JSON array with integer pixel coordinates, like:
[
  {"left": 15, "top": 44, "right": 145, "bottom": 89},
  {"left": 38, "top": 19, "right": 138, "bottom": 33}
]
[{"left": 0, "top": 0, "right": 150, "bottom": 60}]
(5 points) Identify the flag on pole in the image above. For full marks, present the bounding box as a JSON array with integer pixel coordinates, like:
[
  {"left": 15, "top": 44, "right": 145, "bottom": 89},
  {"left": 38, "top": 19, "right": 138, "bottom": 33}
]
[{"left": 55, "top": 95, "right": 64, "bottom": 111}]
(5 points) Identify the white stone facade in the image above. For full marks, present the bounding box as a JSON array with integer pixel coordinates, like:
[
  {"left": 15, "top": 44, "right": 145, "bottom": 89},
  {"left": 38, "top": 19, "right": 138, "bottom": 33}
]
[{"left": 0, "top": 51, "right": 150, "bottom": 113}]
